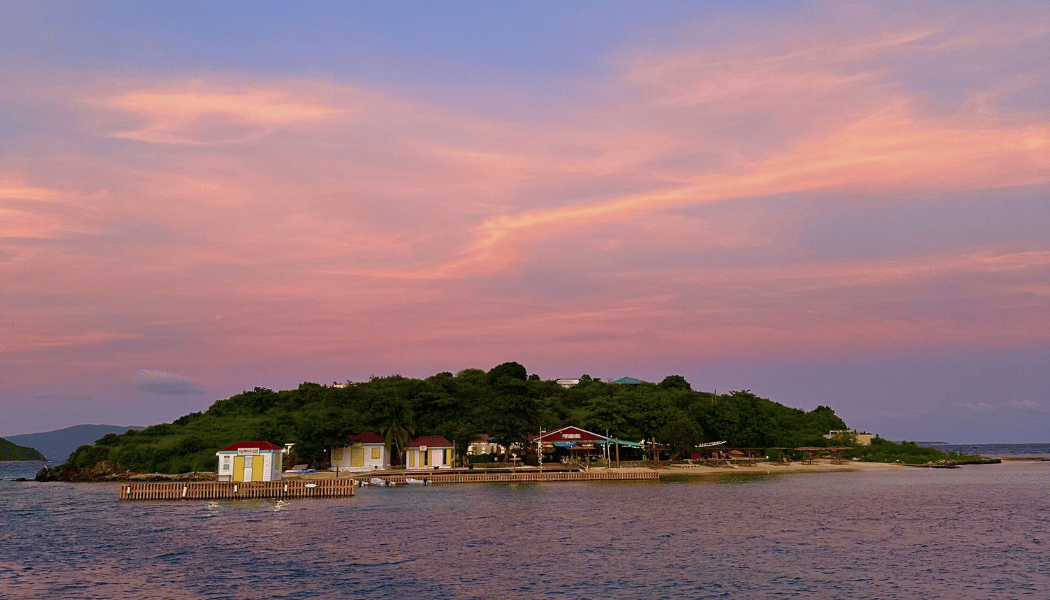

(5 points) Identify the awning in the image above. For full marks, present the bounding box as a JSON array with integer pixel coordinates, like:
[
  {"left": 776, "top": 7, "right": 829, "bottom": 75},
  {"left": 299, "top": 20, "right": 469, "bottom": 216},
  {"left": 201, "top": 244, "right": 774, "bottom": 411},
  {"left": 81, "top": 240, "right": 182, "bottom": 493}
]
[{"left": 604, "top": 439, "right": 644, "bottom": 448}]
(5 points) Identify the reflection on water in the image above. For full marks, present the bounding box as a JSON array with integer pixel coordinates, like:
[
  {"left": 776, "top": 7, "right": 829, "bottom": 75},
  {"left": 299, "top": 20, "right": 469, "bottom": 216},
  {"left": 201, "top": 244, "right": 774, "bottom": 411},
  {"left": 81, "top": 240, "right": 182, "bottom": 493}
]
[{"left": 1, "top": 462, "right": 1048, "bottom": 599}]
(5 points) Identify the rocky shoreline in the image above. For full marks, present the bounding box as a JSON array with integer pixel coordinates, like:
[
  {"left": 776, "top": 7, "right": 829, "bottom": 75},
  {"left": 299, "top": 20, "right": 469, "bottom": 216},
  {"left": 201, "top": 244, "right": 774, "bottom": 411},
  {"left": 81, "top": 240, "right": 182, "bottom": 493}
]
[{"left": 35, "top": 462, "right": 217, "bottom": 483}]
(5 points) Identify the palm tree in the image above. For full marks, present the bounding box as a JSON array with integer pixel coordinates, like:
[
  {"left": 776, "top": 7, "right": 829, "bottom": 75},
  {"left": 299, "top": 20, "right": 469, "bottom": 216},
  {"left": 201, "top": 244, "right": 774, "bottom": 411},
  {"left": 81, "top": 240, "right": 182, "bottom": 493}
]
[{"left": 381, "top": 398, "right": 415, "bottom": 466}]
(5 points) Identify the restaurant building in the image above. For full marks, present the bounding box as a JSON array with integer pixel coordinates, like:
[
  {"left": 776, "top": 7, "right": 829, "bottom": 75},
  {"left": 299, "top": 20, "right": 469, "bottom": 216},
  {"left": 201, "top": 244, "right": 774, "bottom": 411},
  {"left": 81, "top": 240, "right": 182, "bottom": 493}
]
[{"left": 531, "top": 426, "right": 609, "bottom": 460}]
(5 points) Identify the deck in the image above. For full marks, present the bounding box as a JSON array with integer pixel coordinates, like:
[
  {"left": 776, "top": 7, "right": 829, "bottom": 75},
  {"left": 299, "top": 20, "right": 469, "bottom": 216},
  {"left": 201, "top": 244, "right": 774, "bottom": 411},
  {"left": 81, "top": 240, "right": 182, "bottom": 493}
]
[{"left": 118, "top": 479, "right": 356, "bottom": 501}]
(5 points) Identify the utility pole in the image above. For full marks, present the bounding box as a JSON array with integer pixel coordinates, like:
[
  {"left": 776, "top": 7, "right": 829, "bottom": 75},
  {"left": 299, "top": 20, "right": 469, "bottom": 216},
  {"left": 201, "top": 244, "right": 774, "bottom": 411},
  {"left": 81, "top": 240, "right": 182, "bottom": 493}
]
[{"left": 537, "top": 428, "right": 544, "bottom": 473}]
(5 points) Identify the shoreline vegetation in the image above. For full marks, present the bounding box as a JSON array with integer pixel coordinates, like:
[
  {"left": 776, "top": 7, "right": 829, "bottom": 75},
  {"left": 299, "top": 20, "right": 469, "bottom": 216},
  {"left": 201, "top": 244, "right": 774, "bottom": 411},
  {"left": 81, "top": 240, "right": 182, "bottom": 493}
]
[
  {"left": 38, "top": 362, "right": 1001, "bottom": 482},
  {"left": 0, "top": 437, "right": 47, "bottom": 462}
]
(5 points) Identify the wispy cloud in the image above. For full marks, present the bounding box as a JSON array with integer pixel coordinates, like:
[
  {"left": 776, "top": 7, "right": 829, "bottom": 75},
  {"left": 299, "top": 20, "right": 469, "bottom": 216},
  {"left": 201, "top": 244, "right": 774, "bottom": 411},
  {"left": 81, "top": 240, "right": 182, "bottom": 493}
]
[
  {"left": 0, "top": 322, "right": 137, "bottom": 352},
  {"left": 98, "top": 83, "right": 346, "bottom": 144},
  {"left": 134, "top": 370, "right": 204, "bottom": 395}
]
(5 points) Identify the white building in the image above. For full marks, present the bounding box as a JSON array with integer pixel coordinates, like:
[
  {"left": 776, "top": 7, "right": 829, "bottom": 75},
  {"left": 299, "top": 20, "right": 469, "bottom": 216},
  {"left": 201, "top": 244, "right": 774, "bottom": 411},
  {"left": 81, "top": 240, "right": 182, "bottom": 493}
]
[
  {"left": 824, "top": 430, "right": 877, "bottom": 446},
  {"left": 331, "top": 432, "right": 390, "bottom": 471},
  {"left": 216, "top": 441, "right": 284, "bottom": 482},
  {"left": 405, "top": 436, "right": 455, "bottom": 469}
]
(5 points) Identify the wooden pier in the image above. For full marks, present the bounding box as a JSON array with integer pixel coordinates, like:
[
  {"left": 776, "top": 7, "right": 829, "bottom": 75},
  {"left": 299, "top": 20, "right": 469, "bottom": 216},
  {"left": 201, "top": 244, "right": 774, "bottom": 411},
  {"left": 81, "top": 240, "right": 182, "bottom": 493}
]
[
  {"left": 119, "top": 479, "right": 356, "bottom": 501},
  {"left": 360, "top": 470, "right": 660, "bottom": 485}
]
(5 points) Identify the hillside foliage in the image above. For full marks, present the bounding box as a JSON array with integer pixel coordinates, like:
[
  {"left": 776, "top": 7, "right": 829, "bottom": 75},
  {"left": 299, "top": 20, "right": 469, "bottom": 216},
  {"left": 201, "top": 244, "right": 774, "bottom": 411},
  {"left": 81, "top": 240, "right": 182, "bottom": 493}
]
[
  {"left": 0, "top": 437, "right": 47, "bottom": 461},
  {"left": 61, "top": 362, "right": 848, "bottom": 475},
  {"left": 845, "top": 438, "right": 986, "bottom": 465}
]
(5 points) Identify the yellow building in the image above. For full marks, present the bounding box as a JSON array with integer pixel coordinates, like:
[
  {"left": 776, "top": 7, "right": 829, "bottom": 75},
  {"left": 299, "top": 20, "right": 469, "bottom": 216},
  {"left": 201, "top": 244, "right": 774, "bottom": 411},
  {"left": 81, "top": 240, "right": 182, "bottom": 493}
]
[
  {"left": 331, "top": 432, "right": 390, "bottom": 472},
  {"left": 405, "top": 436, "right": 455, "bottom": 469},
  {"left": 216, "top": 441, "right": 284, "bottom": 482}
]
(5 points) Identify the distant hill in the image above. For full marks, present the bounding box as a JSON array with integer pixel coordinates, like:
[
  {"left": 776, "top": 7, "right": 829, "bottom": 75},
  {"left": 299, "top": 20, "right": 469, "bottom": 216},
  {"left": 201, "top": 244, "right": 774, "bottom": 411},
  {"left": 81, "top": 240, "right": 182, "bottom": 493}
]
[
  {"left": 0, "top": 437, "right": 47, "bottom": 461},
  {"left": 5, "top": 424, "right": 144, "bottom": 463}
]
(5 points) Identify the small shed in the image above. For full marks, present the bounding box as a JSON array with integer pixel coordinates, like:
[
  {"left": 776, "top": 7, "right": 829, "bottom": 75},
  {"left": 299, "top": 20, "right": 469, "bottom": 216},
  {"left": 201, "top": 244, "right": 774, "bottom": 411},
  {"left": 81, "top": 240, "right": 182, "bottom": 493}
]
[
  {"left": 216, "top": 441, "right": 283, "bottom": 482},
  {"left": 405, "top": 436, "right": 455, "bottom": 469},
  {"left": 332, "top": 432, "right": 390, "bottom": 471}
]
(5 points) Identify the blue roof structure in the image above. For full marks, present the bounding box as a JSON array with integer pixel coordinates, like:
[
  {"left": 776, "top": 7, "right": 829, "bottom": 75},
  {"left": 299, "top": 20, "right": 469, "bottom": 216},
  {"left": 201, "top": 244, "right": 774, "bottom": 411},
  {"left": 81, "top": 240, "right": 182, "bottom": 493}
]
[{"left": 612, "top": 376, "right": 646, "bottom": 384}]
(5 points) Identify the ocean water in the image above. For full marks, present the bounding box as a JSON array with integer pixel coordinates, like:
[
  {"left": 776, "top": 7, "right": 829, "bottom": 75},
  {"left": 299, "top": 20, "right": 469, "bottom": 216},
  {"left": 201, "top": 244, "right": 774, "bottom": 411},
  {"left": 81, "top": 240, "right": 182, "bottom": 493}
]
[
  {"left": 916, "top": 442, "right": 1050, "bottom": 458},
  {"left": 1, "top": 461, "right": 1048, "bottom": 599}
]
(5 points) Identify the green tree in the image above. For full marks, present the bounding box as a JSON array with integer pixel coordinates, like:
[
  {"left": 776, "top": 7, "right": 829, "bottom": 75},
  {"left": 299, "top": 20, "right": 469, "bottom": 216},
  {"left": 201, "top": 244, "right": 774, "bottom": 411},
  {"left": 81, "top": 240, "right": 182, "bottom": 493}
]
[
  {"left": 487, "top": 361, "right": 528, "bottom": 383},
  {"left": 380, "top": 397, "right": 416, "bottom": 465},
  {"left": 661, "top": 416, "right": 702, "bottom": 459},
  {"left": 659, "top": 375, "right": 692, "bottom": 391}
]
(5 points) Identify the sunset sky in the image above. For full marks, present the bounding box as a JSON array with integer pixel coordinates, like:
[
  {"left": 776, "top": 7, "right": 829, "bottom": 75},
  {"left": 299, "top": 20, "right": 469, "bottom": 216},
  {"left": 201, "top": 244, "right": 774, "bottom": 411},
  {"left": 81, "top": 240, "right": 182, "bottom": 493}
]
[{"left": 2, "top": 1, "right": 1048, "bottom": 443}]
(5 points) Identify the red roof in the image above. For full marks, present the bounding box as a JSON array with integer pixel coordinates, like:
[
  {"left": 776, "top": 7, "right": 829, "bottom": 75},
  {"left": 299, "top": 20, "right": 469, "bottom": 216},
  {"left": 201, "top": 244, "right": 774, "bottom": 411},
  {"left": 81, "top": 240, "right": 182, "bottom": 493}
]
[
  {"left": 531, "top": 426, "right": 607, "bottom": 443},
  {"left": 219, "top": 441, "right": 283, "bottom": 452},
  {"left": 348, "top": 432, "right": 385, "bottom": 444},
  {"left": 407, "top": 435, "right": 453, "bottom": 448}
]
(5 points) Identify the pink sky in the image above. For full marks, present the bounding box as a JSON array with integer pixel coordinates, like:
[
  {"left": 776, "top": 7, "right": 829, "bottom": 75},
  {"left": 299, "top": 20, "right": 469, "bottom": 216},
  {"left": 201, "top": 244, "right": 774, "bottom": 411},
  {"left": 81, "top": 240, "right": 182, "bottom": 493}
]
[{"left": 1, "top": 2, "right": 1048, "bottom": 442}]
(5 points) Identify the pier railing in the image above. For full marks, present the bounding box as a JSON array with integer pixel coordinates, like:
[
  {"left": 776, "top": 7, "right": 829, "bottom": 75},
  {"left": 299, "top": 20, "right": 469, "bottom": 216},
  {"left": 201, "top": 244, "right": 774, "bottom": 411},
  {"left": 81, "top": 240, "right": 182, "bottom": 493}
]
[{"left": 119, "top": 479, "right": 355, "bottom": 501}]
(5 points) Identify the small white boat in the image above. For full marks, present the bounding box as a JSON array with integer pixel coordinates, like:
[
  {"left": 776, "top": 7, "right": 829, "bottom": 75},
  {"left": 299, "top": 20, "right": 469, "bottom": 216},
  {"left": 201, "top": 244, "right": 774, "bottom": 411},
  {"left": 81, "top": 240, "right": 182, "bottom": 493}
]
[
  {"left": 369, "top": 477, "right": 388, "bottom": 487},
  {"left": 404, "top": 478, "right": 429, "bottom": 485}
]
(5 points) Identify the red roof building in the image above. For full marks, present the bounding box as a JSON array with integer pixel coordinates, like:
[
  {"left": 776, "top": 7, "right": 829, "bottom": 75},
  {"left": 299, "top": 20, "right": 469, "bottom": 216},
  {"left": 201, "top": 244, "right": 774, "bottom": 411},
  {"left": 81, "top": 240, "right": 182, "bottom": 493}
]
[
  {"left": 407, "top": 435, "right": 453, "bottom": 448},
  {"left": 530, "top": 426, "right": 608, "bottom": 443},
  {"left": 405, "top": 436, "right": 454, "bottom": 470},
  {"left": 216, "top": 441, "right": 284, "bottom": 481},
  {"left": 347, "top": 432, "right": 385, "bottom": 445},
  {"left": 332, "top": 431, "right": 391, "bottom": 472},
  {"left": 530, "top": 426, "right": 609, "bottom": 458}
]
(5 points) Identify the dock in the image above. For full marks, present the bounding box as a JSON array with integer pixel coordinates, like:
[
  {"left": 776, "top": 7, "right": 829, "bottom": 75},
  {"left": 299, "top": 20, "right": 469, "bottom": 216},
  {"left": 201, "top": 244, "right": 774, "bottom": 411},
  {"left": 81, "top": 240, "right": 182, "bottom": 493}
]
[
  {"left": 358, "top": 470, "right": 659, "bottom": 485},
  {"left": 118, "top": 479, "right": 356, "bottom": 501}
]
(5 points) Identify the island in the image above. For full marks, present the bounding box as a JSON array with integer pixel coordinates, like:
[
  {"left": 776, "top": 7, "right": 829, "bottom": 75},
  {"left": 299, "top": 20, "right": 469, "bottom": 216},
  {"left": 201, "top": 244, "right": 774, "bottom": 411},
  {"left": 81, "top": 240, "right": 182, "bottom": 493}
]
[{"left": 44, "top": 362, "right": 993, "bottom": 482}]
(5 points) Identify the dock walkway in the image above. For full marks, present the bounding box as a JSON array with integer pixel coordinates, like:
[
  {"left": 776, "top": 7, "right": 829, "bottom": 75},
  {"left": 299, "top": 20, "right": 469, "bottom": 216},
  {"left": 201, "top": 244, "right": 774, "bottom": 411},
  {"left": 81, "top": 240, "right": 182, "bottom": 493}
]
[{"left": 119, "top": 479, "right": 356, "bottom": 501}]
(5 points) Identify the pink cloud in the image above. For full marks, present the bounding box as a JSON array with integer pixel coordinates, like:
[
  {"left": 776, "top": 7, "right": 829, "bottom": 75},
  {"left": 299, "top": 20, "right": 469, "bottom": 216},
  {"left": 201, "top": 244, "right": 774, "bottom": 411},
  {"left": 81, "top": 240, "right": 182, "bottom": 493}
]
[
  {"left": 0, "top": 321, "right": 138, "bottom": 352},
  {"left": 96, "top": 82, "right": 348, "bottom": 145},
  {"left": 1, "top": 3, "right": 1048, "bottom": 407}
]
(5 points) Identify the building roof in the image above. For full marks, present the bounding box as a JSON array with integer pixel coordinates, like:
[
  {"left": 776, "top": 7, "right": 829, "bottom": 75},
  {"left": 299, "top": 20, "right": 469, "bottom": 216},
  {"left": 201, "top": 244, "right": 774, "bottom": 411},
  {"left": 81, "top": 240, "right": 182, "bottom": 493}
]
[
  {"left": 218, "top": 441, "right": 283, "bottom": 452},
  {"left": 612, "top": 376, "right": 646, "bottom": 384},
  {"left": 407, "top": 435, "right": 454, "bottom": 448},
  {"left": 531, "top": 426, "right": 608, "bottom": 443},
  {"left": 347, "top": 432, "right": 385, "bottom": 444}
]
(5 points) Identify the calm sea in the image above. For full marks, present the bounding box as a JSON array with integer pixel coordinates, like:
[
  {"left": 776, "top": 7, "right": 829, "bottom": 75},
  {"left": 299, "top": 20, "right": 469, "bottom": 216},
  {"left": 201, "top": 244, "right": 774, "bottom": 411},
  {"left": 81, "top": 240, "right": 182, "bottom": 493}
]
[
  {"left": 1, "top": 460, "right": 1048, "bottom": 599},
  {"left": 916, "top": 442, "right": 1050, "bottom": 458}
]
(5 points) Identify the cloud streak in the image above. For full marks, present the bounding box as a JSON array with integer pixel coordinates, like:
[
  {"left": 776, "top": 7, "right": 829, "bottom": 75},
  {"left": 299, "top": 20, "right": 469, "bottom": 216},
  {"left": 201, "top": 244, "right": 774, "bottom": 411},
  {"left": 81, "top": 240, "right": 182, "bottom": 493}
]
[{"left": 134, "top": 370, "right": 205, "bottom": 396}]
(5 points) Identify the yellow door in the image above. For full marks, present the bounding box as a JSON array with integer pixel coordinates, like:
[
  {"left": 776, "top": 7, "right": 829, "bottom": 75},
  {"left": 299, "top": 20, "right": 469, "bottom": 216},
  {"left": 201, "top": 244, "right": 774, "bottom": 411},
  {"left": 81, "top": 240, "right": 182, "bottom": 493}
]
[
  {"left": 350, "top": 447, "right": 364, "bottom": 467},
  {"left": 408, "top": 450, "right": 415, "bottom": 467},
  {"left": 233, "top": 456, "right": 245, "bottom": 481},
  {"left": 252, "top": 455, "right": 264, "bottom": 481}
]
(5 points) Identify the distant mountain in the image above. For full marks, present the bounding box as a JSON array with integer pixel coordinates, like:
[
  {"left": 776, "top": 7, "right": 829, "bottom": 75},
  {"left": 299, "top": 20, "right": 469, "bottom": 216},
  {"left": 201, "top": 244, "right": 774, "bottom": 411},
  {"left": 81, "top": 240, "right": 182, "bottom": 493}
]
[
  {"left": 5, "top": 424, "right": 144, "bottom": 463},
  {"left": 0, "top": 437, "right": 47, "bottom": 461}
]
